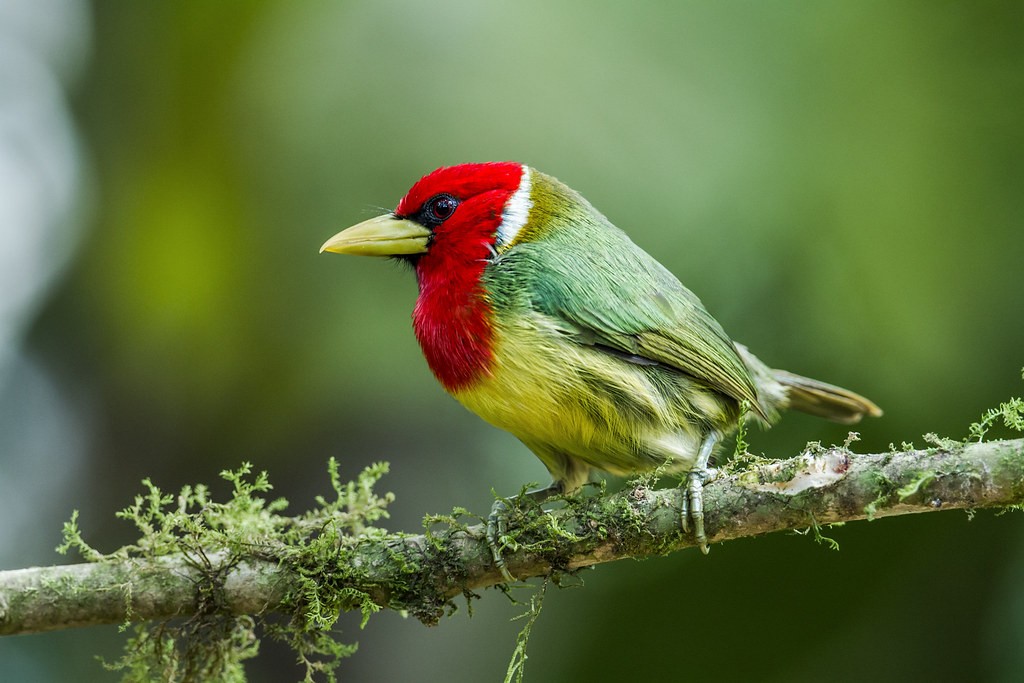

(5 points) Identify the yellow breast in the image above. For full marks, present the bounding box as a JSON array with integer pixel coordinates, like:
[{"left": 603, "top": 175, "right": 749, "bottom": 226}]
[{"left": 451, "top": 310, "right": 709, "bottom": 484}]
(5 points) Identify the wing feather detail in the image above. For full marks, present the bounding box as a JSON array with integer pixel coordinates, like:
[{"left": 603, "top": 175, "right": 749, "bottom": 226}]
[{"left": 487, "top": 171, "right": 763, "bottom": 419}]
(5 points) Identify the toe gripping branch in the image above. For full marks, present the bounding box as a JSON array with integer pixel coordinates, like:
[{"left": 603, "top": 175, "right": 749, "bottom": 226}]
[
  {"left": 681, "top": 430, "right": 720, "bottom": 554},
  {"left": 487, "top": 430, "right": 719, "bottom": 582},
  {"left": 487, "top": 498, "right": 516, "bottom": 583},
  {"left": 486, "top": 482, "right": 563, "bottom": 583}
]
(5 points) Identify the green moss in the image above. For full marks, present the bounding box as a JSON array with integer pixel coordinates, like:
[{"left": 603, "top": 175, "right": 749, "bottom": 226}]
[
  {"left": 967, "top": 369, "right": 1024, "bottom": 442},
  {"left": 733, "top": 400, "right": 751, "bottom": 457},
  {"left": 969, "top": 397, "right": 1024, "bottom": 442},
  {"left": 56, "top": 510, "right": 105, "bottom": 563},
  {"left": 792, "top": 514, "right": 840, "bottom": 551},
  {"left": 896, "top": 472, "right": 937, "bottom": 501},
  {"left": 503, "top": 578, "right": 548, "bottom": 683},
  {"left": 103, "top": 615, "right": 260, "bottom": 683},
  {"left": 997, "top": 443, "right": 1024, "bottom": 504},
  {"left": 57, "top": 461, "right": 402, "bottom": 682},
  {"left": 862, "top": 470, "right": 896, "bottom": 521}
]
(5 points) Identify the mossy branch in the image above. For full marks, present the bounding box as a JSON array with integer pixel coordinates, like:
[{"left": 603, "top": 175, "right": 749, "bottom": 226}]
[{"left": 2, "top": 438, "right": 1023, "bottom": 645}]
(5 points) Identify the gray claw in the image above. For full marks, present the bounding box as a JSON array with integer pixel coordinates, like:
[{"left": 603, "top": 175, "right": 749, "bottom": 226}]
[
  {"left": 687, "top": 471, "right": 709, "bottom": 554},
  {"left": 683, "top": 430, "right": 721, "bottom": 553},
  {"left": 487, "top": 499, "right": 516, "bottom": 583}
]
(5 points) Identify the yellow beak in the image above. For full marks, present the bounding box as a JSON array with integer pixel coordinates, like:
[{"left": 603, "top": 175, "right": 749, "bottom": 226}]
[{"left": 319, "top": 214, "right": 431, "bottom": 257}]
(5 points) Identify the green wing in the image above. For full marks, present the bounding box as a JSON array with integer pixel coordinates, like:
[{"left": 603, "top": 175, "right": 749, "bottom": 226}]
[{"left": 502, "top": 211, "right": 763, "bottom": 418}]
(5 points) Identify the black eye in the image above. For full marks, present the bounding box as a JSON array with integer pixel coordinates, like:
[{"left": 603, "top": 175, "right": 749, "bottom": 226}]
[{"left": 421, "top": 194, "right": 459, "bottom": 226}]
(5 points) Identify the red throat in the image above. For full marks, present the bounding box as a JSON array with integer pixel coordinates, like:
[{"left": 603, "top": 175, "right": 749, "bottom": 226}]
[{"left": 403, "top": 163, "right": 524, "bottom": 391}]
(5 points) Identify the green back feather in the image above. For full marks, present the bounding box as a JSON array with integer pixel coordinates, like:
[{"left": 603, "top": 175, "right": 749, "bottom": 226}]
[{"left": 486, "top": 170, "right": 763, "bottom": 420}]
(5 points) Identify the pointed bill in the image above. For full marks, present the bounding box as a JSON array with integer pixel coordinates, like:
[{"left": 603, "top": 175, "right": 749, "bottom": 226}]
[{"left": 320, "top": 214, "right": 431, "bottom": 256}]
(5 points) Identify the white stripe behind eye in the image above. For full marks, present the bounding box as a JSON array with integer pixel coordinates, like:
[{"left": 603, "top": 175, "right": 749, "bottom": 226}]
[{"left": 496, "top": 165, "right": 533, "bottom": 249}]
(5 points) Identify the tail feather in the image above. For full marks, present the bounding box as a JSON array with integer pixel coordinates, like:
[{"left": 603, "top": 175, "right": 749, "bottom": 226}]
[
  {"left": 773, "top": 370, "right": 883, "bottom": 425},
  {"left": 734, "top": 343, "right": 882, "bottom": 425}
]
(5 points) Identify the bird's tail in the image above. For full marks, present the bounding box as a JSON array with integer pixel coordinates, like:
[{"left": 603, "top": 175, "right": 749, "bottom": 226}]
[
  {"left": 734, "top": 344, "right": 882, "bottom": 425},
  {"left": 772, "top": 370, "right": 883, "bottom": 425}
]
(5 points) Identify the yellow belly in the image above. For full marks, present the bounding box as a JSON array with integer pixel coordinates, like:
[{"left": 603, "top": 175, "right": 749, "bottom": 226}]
[{"left": 451, "top": 312, "right": 722, "bottom": 487}]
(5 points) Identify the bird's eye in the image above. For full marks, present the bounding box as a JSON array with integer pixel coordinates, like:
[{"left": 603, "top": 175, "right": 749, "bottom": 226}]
[{"left": 422, "top": 194, "right": 459, "bottom": 226}]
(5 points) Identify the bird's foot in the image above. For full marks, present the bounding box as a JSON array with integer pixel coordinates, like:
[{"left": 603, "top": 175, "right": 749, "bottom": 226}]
[
  {"left": 487, "top": 498, "right": 517, "bottom": 583},
  {"left": 486, "top": 482, "right": 563, "bottom": 583},
  {"left": 681, "top": 430, "right": 722, "bottom": 554},
  {"left": 680, "top": 467, "right": 719, "bottom": 554}
]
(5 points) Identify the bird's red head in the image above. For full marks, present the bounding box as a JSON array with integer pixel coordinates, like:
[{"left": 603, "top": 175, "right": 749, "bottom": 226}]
[
  {"left": 393, "top": 162, "right": 531, "bottom": 265},
  {"left": 320, "top": 162, "right": 534, "bottom": 391}
]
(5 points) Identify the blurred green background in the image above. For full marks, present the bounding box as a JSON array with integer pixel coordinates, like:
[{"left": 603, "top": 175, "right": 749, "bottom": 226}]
[{"left": 2, "top": 1, "right": 1023, "bottom": 681}]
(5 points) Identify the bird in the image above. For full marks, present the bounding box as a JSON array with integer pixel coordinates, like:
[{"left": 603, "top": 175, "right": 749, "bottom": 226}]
[{"left": 320, "top": 162, "right": 881, "bottom": 579}]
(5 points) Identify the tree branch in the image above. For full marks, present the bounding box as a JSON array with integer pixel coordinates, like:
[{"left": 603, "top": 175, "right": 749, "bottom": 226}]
[{"left": 2, "top": 438, "right": 1022, "bottom": 637}]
